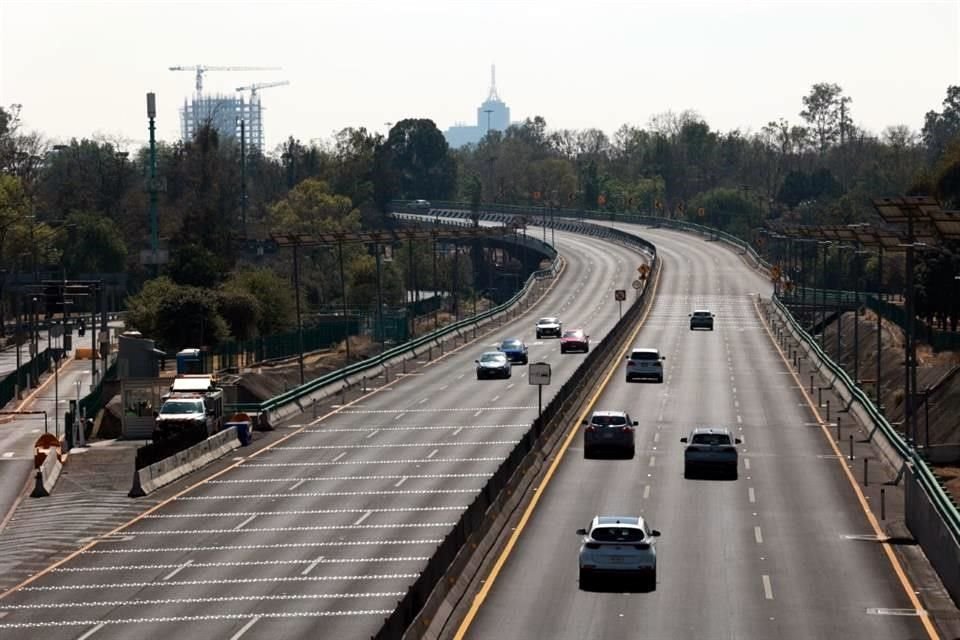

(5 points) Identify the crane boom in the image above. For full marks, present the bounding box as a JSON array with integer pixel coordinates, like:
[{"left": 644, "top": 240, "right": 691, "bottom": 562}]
[
  {"left": 235, "top": 80, "right": 291, "bottom": 98},
  {"left": 169, "top": 65, "right": 281, "bottom": 94}
]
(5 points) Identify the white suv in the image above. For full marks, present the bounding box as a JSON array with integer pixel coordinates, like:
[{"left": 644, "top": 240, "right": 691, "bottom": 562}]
[{"left": 625, "top": 348, "right": 665, "bottom": 383}]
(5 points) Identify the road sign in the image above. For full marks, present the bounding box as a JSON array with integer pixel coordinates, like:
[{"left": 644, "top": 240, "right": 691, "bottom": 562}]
[
  {"left": 632, "top": 280, "right": 643, "bottom": 290},
  {"left": 529, "top": 362, "right": 551, "bottom": 386},
  {"left": 614, "top": 289, "right": 627, "bottom": 301}
]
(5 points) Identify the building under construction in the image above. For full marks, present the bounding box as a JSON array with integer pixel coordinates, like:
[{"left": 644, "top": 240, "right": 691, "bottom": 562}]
[{"left": 179, "top": 94, "right": 266, "bottom": 151}]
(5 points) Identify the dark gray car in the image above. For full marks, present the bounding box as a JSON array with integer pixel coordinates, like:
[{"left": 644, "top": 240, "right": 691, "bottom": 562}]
[{"left": 584, "top": 410, "right": 637, "bottom": 458}]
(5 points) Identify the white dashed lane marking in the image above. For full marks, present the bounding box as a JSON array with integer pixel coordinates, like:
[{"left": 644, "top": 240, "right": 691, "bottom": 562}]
[
  {"left": 271, "top": 441, "right": 518, "bottom": 451},
  {"left": 75, "top": 623, "right": 104, "bottom": 639},
  {"left": 54, "top": 556, "right": 429, "bottom": 574},
  {"left": 331, "top": 452, "right": 347, "bottom": 462},
  {"left": 229, "top": 615, "right": 260, "bottom": 640},
  {"left": 144, "top": 506, "right": 465, "bottom": 519},
  {"left": 353, "top": 511, "right": 373, "bottom": 526},
  {"left": 18, "top": 573, "right": 422, "bottom": 592},
  {"left": 162, "top": 559, "right": 194, "bottom": 581},
  {"left": 0, "top": 610, "right": 395, "bottom": 631},
  {"left": 748, "top": 487, "right": 756, "bottom": 503},
  {"left": 762, "top": 574, "right": 774, "bottom": 600},
  {"left": 0, "top": 589, "right": 403, "bottom": 609},
  {"left": 242, "top": 456, "right": 504, "bottom": 468},
  {"left": 233, "top": 515, "right": 257, "bottom": 531},
  {"left": 365, "top": 429, "right": 380, "bottom": 439},
  {"left": 176, "top": 489, "right": 479, "bottom": 501},
  {"left": 754, "top": 526, "right": 763, "bottom": 544},
  {"left": 81, "top": 539, "right": 445, "bottom": 555}
]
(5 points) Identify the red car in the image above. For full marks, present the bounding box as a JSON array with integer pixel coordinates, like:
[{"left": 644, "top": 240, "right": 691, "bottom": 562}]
[{"left": 560, "top": 329, "right": 590, "bottom": 353}]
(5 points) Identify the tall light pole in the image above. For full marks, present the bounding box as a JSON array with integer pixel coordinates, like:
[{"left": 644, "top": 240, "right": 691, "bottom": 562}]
[
  {"left": 238, "top": 117, "right": 248, "bottom": 237},
  {"left": 147, "top": 93, "right": 160, "bottom": 277}
]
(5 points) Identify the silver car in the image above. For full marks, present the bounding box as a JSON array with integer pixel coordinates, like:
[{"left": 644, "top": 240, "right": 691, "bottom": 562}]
[
  {"left": 625, "top": 347, "right": 665, "bottom": 383},
  {"left": 577, "top": 515, "right": 661, "bottom": 591},
  {"left": 583, "top": 410, "right": 637, "bottom": 458},
  {"left": 475, "top": 351, "right": 512, "bottom": 379},
  {"left": 682, "top": 427, "right": 741, "bottom": 479}
]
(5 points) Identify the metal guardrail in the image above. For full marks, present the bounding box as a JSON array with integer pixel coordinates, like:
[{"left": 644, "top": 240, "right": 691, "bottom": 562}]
[
  {"left": 772, "top": 294, "right": 960, "bottom": 534},
  {"left": 227, "top": 234, "right": 561, "bottom": 417}
]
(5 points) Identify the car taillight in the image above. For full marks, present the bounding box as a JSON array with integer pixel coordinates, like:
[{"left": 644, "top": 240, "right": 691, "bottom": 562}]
[
  {"left": 621, "top": 426, "right": 633, "bottom": 432},
  {"left": 585, "top": 543, "right": 601, "bottom": 550},
  {"left": 586, "top": 426, "right": 596, "bottom": 432}
]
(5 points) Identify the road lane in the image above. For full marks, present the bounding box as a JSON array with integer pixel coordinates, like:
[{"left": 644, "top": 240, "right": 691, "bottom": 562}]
[{"left": 460, "top": 224, "right": 934, "bottom": 640}]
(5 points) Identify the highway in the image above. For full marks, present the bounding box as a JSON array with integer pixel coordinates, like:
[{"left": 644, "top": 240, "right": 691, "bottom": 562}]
[
  {"left": 0, "top": 228, "right": 645, "bottom": 639},
  {"left": 457, "top": 223, "right": 938, "bottom": 639}
]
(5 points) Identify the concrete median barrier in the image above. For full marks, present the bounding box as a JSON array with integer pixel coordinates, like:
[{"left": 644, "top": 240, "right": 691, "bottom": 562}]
[{"left": 129, "top": 426, "right": 240, "bottom": 497}]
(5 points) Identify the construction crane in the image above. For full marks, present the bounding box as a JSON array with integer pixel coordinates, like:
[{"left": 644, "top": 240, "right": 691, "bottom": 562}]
[
  {"left": 169, "top": 65, "right": 281, "bottom": 95},
  {"left": 235, "top": 80, "right": 291, "bottom": 101}
]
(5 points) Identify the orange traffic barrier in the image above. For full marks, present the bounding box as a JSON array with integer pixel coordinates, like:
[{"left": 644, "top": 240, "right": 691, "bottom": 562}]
[{"left": 74, "top": 347, "right": 95, "bottom": 360}]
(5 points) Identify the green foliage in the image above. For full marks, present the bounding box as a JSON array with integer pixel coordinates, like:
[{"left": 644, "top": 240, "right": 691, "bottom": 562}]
[
  {"left": 922, "top": 86, "right": 960, "bottom": 162},
  {"left": 216, "top": 287, "right": 261, "bottom": 341},
  {"left": 374, "top": 119, "right": 457, "bottom": 209},
  {"left": 268, "top": 178, "right": 359, "bottom": 233},
  {"left": 153, "top": 287, "right": 229, "bottom": 350},
  {"left": 800, "top": 82, "right": 851, "bottom": 154},
  {"left": 223, "top": 268, "right": 295, "bottom": 336},
  {"left": 689, "top": 188, "right": 764, "bottom": 238},
  {"left": 165, "top": 243, "right": 227, "bottom": 288},
  {"left": 60, "top": 211, "right": 127, "bottom": 274}
]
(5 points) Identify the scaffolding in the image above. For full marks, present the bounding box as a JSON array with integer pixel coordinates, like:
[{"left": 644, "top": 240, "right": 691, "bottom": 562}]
[{"left": 179, "top": 94, "right": 266, "bottom": 151}]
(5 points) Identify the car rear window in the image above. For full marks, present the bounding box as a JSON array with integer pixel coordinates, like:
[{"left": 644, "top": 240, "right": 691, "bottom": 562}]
[
  {"left": 694, "top": 311, "right": 710, "bottom": 317},
  {"left": 691, "top": 433, "right": 731, "bottom": 445},
  {"left": 591, "top": 414, "right": 627, "bottom": 426},
  {"left": 591, "top": 527, "right": 645, "bottom": 542},
  {"left": 631, "top": 351, "right": 659, "bottom": 360},
  {"left": 563, "top": 331, "right": 581, "bottom": 338}
]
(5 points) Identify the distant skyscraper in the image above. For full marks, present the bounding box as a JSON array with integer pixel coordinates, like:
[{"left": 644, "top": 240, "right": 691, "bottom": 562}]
[{"left": 445, "top": 65, "right": 512, "bottom": 149}]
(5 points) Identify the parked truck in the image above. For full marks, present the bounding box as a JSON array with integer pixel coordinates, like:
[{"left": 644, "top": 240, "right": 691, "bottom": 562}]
[{"left": 153, "top": 374, "right": 224, "bottom": 443}]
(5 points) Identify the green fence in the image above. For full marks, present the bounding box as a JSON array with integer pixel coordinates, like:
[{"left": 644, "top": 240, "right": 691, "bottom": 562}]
[
  {"left": 0, "top": 349, "right": 52, "bottom": 410},
  {"left": 78, "top": 359, "right": 117, "bottom": 419}
]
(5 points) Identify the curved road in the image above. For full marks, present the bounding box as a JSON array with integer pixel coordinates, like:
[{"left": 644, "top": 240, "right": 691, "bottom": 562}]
[
  {"left": 0, "top": 228, "right": 646, "bottom": 639},
  {"left": 458, "top": 223, "right": 942, "bottom": 639}
]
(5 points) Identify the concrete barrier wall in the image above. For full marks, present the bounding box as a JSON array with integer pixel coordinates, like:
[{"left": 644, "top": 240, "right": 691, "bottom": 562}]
[
  {"left": 129, "top": 427, "right": 240, "bottom": 497},
  {"left": 30, "top": 448, "right": 63, "bottom": 497},
  {"left": 906, "top": 465, "right": 960, "bottom": 605}
]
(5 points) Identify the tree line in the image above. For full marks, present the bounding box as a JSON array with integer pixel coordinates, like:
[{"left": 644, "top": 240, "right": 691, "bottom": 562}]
[{"left": 0, "top": 83, "right": 957, "bottom": 349}]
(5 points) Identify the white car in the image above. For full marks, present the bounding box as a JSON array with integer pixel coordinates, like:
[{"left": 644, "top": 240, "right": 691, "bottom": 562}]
[
  {"left": 625, "top": 347, "right": 665, "bottom": 383},
  {"left": 682, "top": 427, "right": 741, "bottom": 479},
  {"left": 536, "top": 317, "right": 562, "bottom": 339},
  {"left": 577, "top": 515, "right": 661, "bottom": 591}
]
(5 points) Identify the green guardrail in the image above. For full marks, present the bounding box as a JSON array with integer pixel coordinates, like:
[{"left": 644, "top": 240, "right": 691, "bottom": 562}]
[
  {"left": 772, "top": 294, "right": 960, "bottom": 537},
  {"left": 227, "top": 231, "right": 561, "bottom": 416}
]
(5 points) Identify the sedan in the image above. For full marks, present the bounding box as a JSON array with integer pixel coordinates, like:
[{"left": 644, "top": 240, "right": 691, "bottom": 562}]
[
  {"left": 560, "top": 329, "right": 590, "bottom": 353},
  {"left": 681, "top": 427, "right": 741, "bottom": 479},
  {"left": 475, "top": 351, "right": 512, "bottom": 379},
  {"left": 536, "top": 316, "right": 562, "bottom": 339},
  {"left": 577, "top": 515, "right": 661, "bottom": 591},
  {"left": 498, "top": 338, "right": 529, "bottom": 364}
]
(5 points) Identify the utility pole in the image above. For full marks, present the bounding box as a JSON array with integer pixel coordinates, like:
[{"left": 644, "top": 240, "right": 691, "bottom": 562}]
[
  {"left": 239, "top": 118, "right": 248, "bottom": 237},
  {"left": 293, "top": 243, "right": 304, "bottom": 386},
  {"left": 147, "top": 93, "right": 160, "bottom": 277}
]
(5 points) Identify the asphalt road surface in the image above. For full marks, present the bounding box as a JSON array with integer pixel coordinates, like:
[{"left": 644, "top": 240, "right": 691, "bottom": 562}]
[
  {"left": 458, "top": 223, "right": 942, "bottom": 639},
  {"left": 0, "top": 228, "right": 645, "bottom": 639}
]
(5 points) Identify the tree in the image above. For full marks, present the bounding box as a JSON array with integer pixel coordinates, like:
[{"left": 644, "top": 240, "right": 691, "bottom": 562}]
[
  {"left": 922, "top": 86, "right": 960, "bottom": 162},
  {"left": 165, "top": 243, "right": 227, "bottom": 288},
  {"left": 800, "top": 83, "right": 850, "bottom": 154},
  {"left": 217, "top": 288, "right": 261, "bottom": 341},
  {"left": 223, "top": 268, "right": 296, "bottom": 336},
  {"left": 125, "top": 277, "right": 228, "bottom": 348},
  {"left": 60, "top": 211, "right": 128, "bottom": 274},
  {"left": 373, "top": 118, "right": 457, "bottom": 209}
]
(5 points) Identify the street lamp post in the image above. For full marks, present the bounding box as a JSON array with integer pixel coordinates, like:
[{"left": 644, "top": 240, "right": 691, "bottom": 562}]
[{"left": 146, "top": 93, "right": 160, "bottom": 277}]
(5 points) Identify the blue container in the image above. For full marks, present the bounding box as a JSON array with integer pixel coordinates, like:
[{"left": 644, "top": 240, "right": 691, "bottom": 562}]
[{"left": 226, "top": 421, "right": 251, "bottom": 446}]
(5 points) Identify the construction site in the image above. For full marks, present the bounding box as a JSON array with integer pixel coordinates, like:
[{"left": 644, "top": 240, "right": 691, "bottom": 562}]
[{"left": 169, "top": 64, "right": 288, "bottom": 151}]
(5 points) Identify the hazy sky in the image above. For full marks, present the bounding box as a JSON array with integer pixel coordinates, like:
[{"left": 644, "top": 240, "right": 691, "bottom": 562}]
[{"left": 1, "top": 0, "right": 958, "bottom": 152}]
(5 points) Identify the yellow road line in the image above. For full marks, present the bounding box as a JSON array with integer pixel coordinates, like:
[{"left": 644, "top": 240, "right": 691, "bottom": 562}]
[
  {"left": 756, "top": 297, "right": 939, "bottom": 640},
  {"left": 453, "top": 261, "right": 663, "bottom": 639}
]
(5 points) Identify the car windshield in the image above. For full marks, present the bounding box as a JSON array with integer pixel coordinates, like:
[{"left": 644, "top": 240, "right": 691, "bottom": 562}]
[
  {"left": 538, "top": 318, "right": 557, "bottom": 325},
  {"left": 500, "top": 340, "right": 522, "bottom": 349},
  {"left": 480, "top": 353, "right": 506, "bottom": 363},
  {"left": 631, "top": 351, "right": 659, "bottom": 360},
  {"left": 160, "top": 401, "right": 204, "bottom": 415},
  {"left": 591, "top": 527, "right": 645, "bottom": 542},
  {"left": 563, "top": 330, "right": 582, "bottom": 338},
  {"left": 691, "top": 433, "right": 731, "bottom": 445},
  {"left": 591, "top": 414, "right": 627, "bottom": 426}
]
